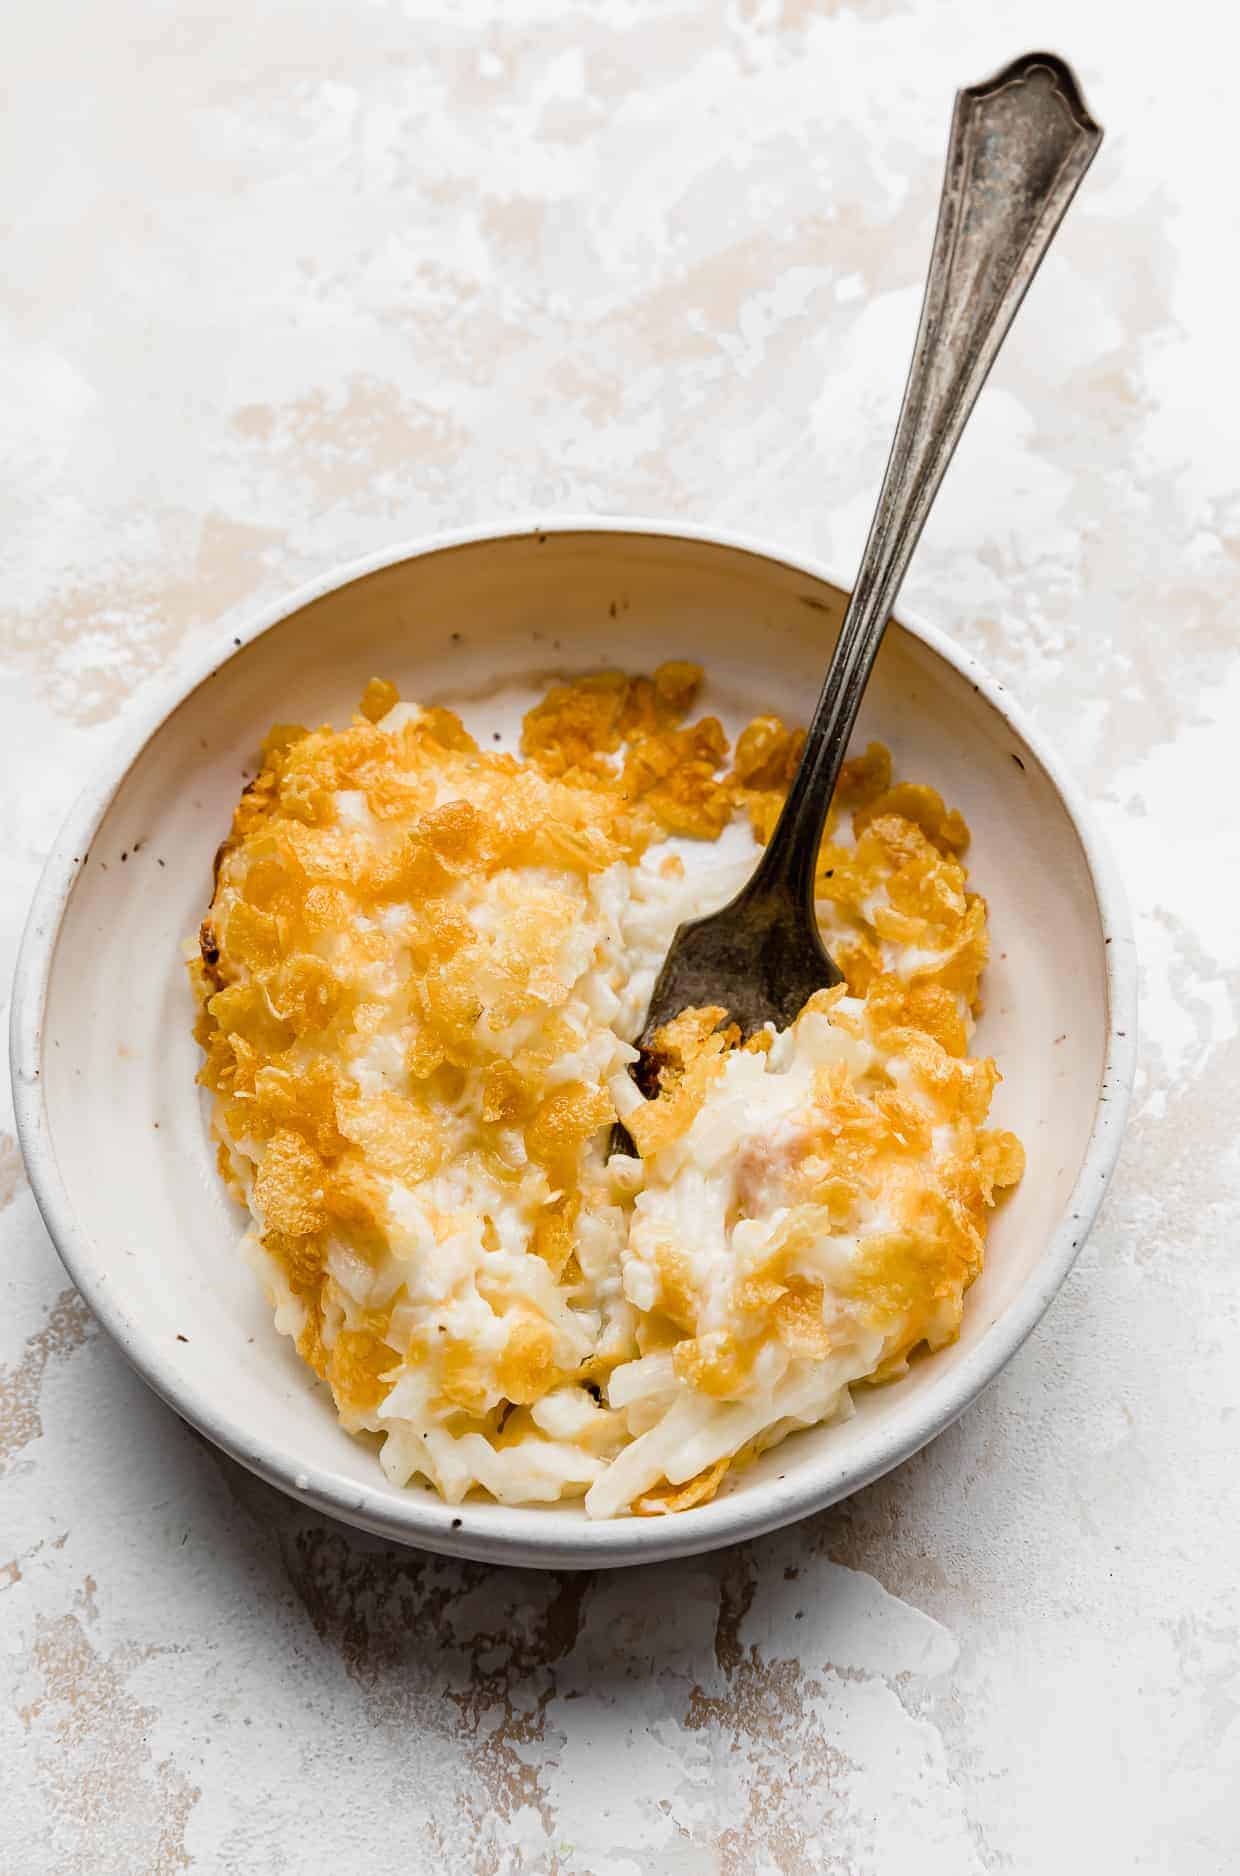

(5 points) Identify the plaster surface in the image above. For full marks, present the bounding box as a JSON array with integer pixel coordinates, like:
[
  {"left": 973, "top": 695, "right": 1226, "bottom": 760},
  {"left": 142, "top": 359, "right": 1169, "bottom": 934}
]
[{"left": 2, "top": 3, "right": 1236, "bottom": 1870}]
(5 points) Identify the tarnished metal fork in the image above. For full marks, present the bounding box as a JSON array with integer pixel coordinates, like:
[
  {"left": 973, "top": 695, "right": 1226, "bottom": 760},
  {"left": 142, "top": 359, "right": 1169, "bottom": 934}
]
[{"left": 614, "top": 51, "right": 1102, "bottom": 1153}]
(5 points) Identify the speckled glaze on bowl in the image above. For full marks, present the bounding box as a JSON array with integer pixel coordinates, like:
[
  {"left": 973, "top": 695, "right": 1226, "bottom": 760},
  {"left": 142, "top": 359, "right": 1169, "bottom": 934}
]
[{"left": 10, "top": 521, "right": 1136, "bottom": 1570}]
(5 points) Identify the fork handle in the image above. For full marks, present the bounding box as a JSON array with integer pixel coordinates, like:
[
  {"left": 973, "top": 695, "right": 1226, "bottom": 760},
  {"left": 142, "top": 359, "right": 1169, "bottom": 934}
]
[{"left": 748, "top": 51, "right": 1102, "bottom": 915}]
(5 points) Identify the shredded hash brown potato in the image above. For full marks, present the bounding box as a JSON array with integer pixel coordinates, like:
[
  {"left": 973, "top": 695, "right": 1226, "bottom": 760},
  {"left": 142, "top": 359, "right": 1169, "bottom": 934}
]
[{"left": 190, "top": 664, "right": 1023, "bottom": 1517}]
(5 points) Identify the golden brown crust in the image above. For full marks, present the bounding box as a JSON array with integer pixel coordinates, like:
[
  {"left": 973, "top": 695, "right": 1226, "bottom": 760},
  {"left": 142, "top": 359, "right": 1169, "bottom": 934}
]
[{"left": 190, "top": 668, "right": 1020, "bottom": 1498}]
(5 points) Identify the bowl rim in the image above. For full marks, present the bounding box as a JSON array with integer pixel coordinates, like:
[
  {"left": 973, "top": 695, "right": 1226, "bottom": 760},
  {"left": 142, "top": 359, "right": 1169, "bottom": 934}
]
[{"left": 9, "top": 515, "right": 1138, "bottom": 1569}]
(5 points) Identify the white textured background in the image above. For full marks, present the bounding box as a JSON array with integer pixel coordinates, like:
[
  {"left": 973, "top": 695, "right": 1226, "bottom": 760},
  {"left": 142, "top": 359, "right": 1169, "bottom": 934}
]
[{"left": 3, "top": 3, "right": 1237, "bottom": 1871}]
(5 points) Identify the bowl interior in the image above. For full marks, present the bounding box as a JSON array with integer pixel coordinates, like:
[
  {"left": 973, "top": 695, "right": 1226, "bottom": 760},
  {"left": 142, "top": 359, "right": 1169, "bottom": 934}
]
[{"left": 31, "top": 529, "right": 1112, "bottom": 1564}]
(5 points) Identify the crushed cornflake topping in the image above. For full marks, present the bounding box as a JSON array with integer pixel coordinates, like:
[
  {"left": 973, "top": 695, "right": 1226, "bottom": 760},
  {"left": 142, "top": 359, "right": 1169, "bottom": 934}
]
[{"left": 190, "top": 664, "right": 1022, "bottom": 1517}]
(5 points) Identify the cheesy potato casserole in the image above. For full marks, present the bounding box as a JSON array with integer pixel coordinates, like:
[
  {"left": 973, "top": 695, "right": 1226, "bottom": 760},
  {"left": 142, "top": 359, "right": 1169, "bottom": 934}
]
[{"left": 190, "top": 664, "right": 1022, "bottom": 1518}]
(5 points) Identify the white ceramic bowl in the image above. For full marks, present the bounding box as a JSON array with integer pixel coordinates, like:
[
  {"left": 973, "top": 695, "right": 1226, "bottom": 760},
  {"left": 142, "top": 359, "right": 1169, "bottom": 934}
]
[{"left": 11, "top": 521, "right": 1136, "bottom": 1569}]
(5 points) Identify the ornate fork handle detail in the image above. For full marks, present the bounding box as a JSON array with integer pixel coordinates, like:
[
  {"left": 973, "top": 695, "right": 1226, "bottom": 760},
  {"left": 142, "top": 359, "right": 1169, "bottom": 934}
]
[{"left": 746, "top": 52, "right": 1102, "bottom": 923}]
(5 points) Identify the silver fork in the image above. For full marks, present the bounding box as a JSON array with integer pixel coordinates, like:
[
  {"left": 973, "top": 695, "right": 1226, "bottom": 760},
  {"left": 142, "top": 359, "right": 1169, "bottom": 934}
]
[{"left": 615, "top": 51, "right": 1102, "bottom": 1141}]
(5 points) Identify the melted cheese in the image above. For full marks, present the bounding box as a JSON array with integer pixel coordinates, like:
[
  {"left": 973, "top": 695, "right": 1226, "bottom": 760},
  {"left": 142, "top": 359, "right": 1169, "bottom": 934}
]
[{"left": 190, "top": 666, "right": 1023, "bottom": 1517}]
